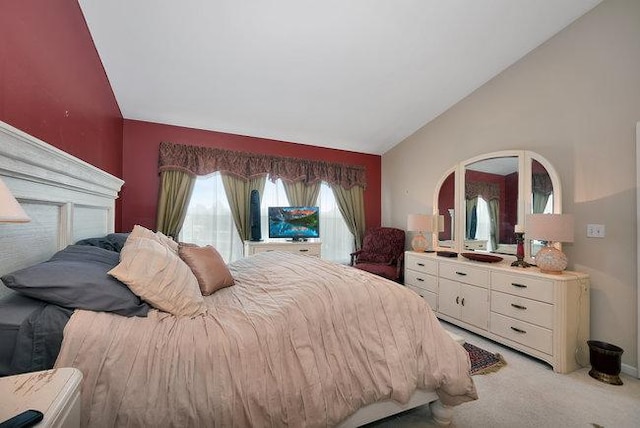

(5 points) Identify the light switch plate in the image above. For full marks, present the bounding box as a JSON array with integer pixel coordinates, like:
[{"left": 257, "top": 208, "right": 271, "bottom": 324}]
[{"left": 587, "top": 224, "right": 605, "bottom": 238}]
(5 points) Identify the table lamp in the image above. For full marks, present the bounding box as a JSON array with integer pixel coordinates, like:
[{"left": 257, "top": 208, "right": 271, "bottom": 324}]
[
  {"left": 0, "top": 177, "right": 31, "bottom": 223},
  {"left": 526, "top": 213, "right": 574, "bottom": 274},
  {"left": 407, "top": 214, "right": 433, "bottom": 252}
]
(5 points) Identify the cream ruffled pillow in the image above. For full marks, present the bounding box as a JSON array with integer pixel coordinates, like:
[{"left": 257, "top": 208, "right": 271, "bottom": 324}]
[
  {"left": 129, "top": 224, "right": 179, "bottom": 253},
  {"left": 109, "top": 226, "right": 205, "bottom": 317}
]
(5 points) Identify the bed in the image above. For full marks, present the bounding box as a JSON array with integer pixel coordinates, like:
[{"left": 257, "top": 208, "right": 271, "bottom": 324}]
[{"left": 0, "top": 121, "right": 477, "bottom": 427}]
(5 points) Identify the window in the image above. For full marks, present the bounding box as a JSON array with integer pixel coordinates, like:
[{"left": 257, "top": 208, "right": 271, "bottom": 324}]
[
  {"left": 180, "top": 172, "right": 243, "bottom": 263},
  {"left": 181, "top": 174, "right": 354, "bottom": 263},
  {"left": 317, "top": 183, "right": 353, "bottom": 264},
  {"left": 474, "top": 197, "right": 493, "bottom": 252}
]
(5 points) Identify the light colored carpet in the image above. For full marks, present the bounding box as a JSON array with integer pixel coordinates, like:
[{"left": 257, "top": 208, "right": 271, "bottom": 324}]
[{"left": 365, "top": 322, "right": 640, "bottom": 428}]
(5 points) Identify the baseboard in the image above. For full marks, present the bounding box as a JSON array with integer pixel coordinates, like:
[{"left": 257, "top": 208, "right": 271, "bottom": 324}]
[{"left": 621, "top": 363, "right": 638, "bottom": 378}]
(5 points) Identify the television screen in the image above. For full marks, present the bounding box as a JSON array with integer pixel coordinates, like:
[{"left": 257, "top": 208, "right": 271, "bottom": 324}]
[{"left": 268, "top": 206, "right": 320, "bottom": 241}]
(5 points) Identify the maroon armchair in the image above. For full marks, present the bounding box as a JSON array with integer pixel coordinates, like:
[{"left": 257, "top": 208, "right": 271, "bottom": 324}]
[{"left": 350, "top": 227, "right": 406, "bottom": 282}]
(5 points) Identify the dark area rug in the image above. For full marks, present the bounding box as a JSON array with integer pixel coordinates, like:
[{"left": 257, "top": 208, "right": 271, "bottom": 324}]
[{"left": 464, "top": 342, "right": 507, "bottom": 375}]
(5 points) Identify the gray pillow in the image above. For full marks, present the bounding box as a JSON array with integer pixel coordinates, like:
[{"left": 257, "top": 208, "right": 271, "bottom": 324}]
[
  {"left": 1, "top": 245, "right": 149, "bottom": 317},
  {"left": 75, "top": 233, "right": 130, "bottom": 252}
]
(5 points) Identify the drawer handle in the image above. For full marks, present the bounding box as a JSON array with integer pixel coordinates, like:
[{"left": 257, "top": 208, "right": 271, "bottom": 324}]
[
  {"left": 455, "top": 271, "right": 467, "bottom": 276},
  {"left": 510, "top": 326, "right": 527, "bottom": 334},
  {"left": 456, "top": 296, "right": 459, "bottom": 304},
  {"left": 511, "top": 282, "right": 527, "bottom": 288},
  {"left": 417, "top": 263, "right": 425, "bottom": 267},
  {"left": 461, "top": 297, "right": 465, "bottom": 306},
  {"left": 299, "top": 249, "right": 309, "bottom": 252},
  {"left": 417, "top": 278, "right": 425, "bottom": 282},
  {"left": 511, "top": 303, "right": 527, "bottom": 310}
]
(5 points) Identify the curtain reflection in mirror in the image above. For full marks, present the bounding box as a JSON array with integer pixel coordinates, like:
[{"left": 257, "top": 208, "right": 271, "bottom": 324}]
[
  {"left": 465, "top": 179, "right": 501, "bottom": 252},
  {"left": 530, "top": 160, "right": 554, "bottom": 256}
]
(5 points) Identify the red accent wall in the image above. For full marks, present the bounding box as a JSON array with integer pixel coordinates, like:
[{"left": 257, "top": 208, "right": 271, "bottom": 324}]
[
  {"left": 0, "top": 0, "right": 123, "bottom": 226},
  {"left": 438, "top": 172, "right": 455, "bottom": 240},
  {"left": 122, "top": 120, "right": 381, "bottom": 234}
]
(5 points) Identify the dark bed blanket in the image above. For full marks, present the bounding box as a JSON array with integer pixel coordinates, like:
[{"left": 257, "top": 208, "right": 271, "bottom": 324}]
[{"left": 1, "top": 298, "right": 72, "bottom": 376}]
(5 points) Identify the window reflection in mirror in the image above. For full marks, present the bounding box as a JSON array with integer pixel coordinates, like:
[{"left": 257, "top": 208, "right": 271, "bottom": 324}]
[
  {"left": 530, "top": 159, "right": 554, "bottom": 256},
  {"left": 437, "top": 172, "right": 455, "bottom": 248},
  {"left": 464, "top": 157, "right": 518, "bottom": 254}
]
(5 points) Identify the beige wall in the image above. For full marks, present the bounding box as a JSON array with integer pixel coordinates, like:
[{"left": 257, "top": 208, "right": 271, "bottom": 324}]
[{"left": 383, "top": 0, "right": 640, "bottom": 368}]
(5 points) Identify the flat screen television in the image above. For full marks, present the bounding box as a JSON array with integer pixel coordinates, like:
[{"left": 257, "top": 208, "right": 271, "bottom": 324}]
[{"left": 268, "top": 206, "right": 320, "bottom": 241}]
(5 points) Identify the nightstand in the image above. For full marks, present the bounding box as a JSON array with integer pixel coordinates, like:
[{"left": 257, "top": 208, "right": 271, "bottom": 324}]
[{"left": 0, "top": 368, "right": 82, "bottom": 428}]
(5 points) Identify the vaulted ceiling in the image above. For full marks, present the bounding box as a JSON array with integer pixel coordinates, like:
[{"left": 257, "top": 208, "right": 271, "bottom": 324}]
[{"left": 79, "top": 0, "right": 602, "bottom": 154}]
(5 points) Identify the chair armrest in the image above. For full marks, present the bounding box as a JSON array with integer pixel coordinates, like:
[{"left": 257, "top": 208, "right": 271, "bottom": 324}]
[
  {"left": 350, "top": 250, "right": 363, "bottom": 266},
  {"left": 395, "top": 253, "right": 405, "bottom": 280}
]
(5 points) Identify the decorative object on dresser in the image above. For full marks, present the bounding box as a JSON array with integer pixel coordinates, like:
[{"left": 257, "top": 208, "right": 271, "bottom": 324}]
[
  {"left": 407, "top": 214, "right": 433, "bottom": 252},
  {"left": 404, "top": 251, "right": 590, "bottom": 373},
  {"left": 350, "top": 227, "right": 405, "bottom": 282},
  {"left": 526, "top": 213, "right": 574, "bottom": 274},
  {"left": 0, "top": 178, "right": 31, "bottom": 223},
  {"left": 510, "top": 227, "right": 531, "bottom": 268},
  {"left": 461, "top": 253, "right": 503, "bottom": 263},
  {"left": 244, "top": 239, "right": 321, "bottom": 257}
]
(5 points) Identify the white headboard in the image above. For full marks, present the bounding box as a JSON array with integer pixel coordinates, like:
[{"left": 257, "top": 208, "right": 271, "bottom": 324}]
[{"left": 0, "top": 121, "right": 124, "bottom": 296}]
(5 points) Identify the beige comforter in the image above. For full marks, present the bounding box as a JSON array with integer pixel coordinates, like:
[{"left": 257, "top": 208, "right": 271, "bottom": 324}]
[{"left": 55, "top": 252, "right": 477, "bottom": 427}]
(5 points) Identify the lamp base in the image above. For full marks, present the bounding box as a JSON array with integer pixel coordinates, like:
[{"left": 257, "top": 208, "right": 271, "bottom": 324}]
[
  {"left": 535, "top": 245, "right": 567, "bottom": 274},
  {"left": 411, "top": 233, "right": 428, "bottom": 252}
]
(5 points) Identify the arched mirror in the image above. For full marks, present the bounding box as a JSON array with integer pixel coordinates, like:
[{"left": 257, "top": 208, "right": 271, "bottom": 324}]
[
  {"left": 464, "top": 156, "right": 519, "bottom": 254},
  {"left": 436, "top": 170, "right": 455, "bottom": 248},
  {"left": 433, "top": 150, "right": 561, "bottom": 260}
]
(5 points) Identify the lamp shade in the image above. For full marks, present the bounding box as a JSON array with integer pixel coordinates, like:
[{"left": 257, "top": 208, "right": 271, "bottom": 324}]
[
  {"left": 0, "top": 177, "right": 30, "bottom": 223},
  {"left": 526, "top": 214, "right": 574, "bottom": 243},
  {"left": 407, "top": 214, "right": 433, "bottom": 232}
]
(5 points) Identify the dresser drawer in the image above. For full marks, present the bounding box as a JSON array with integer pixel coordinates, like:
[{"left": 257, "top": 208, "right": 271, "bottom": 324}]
[
  {"left": 439, "top": 262, "right": 489, "bottom": 288},
  {"left": 405, "top": 254, "right": 438, "bottom": 275},
  {"left": 491, "top": 272, "right": 553, "bottom": 303},
  {"left": 405, "top": 270, "right": 437, "bottom": 293},
  {"left": 491, "top": 291, "right": 553, "bottom": 329},
  {"left": 490, "top": 312, "right": 552, "bottom": 355},
  {"left": 252, "top": 244, "right": 320, "bottom": 256},
  {"left": 407, "top": 285, "right": 437, "bottom": 311}
]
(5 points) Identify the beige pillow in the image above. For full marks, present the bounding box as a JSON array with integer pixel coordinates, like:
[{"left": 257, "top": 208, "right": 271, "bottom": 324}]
[
  {"left": 129, "top": 224, "right": 179, "bottom": 253},
  {"left": 179, "top": 245, "right": 235, "bottom": 296},
  {"left": 109, "top": 236, "right": 206, "bottom": 317}
]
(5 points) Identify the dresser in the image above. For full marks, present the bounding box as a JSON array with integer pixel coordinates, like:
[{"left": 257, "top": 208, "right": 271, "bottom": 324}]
[
  {"left": 244, "top": 240, "right": 322, "bottom": 257},
  {"left": 404, "top": 251, "right": 590, "bottom": 373}
]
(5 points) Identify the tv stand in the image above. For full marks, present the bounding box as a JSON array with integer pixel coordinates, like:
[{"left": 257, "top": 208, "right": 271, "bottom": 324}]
[
  {"left": 243, "top": 240, "right": 321, "bottom": 258},
  {"left": 289, "top": 237, "right": 308, "bottom": 242}
]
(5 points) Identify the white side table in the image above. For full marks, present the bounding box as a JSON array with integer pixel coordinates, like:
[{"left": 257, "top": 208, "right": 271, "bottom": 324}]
[{"left": 0, "top": 368, "right": 82, "bottom": 428}]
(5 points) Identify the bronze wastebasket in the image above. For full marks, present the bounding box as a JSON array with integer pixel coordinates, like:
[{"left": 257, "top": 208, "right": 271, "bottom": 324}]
[{"left": 587, "top": 340, "right": 623, "bottom": 385}]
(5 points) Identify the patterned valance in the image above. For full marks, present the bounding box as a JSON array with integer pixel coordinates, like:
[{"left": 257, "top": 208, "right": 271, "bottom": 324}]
[
  {"left": 158, "top": 142, "right": 367, "bottom": 189},
  {"left": 465, "top": 181, "right": 500, "bottom": 201}
]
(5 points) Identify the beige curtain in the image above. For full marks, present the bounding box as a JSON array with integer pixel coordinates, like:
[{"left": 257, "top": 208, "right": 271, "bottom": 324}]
[
  {"left": 331, "top": 184, "right": 365, "bottom": 250},
  {"left": 282, "top": 180, "right": 321, "bottom": 206},
  {"left": 156, "top": 170, "right": 196, "bottom": 239},
  {"left": 221, "top": 173, "right": 267, "bottom": 242}
]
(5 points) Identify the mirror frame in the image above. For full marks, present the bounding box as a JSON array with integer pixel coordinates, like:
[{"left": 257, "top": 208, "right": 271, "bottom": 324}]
[{"left": 433, "top": 150, "right": 562, "bottom": 260}]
